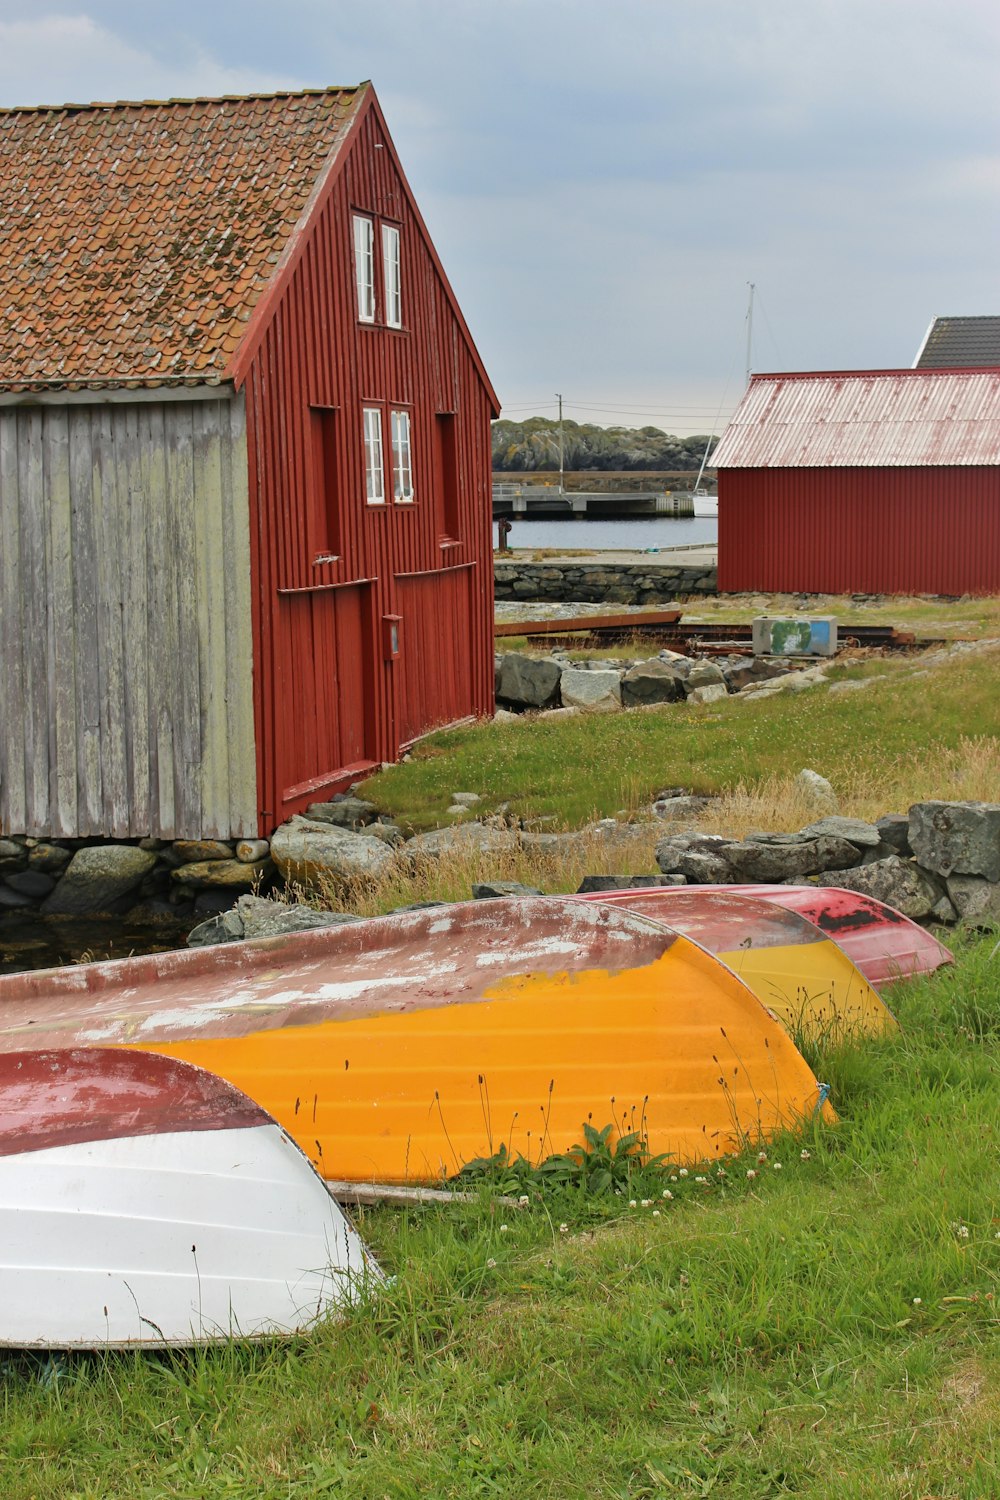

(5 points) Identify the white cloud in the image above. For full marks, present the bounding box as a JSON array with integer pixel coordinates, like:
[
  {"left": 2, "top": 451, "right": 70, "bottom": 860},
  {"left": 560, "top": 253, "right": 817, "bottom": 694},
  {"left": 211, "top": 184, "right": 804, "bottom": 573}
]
[{"left": 0, "top": 14, "right": 295, "bottom": 107}]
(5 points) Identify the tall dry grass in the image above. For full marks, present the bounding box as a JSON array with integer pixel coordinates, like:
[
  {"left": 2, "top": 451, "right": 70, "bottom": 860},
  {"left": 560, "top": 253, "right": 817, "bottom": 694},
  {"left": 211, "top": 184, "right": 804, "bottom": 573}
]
[{"left": 698, "top": 734, "right": 1000, "bottom": 838}]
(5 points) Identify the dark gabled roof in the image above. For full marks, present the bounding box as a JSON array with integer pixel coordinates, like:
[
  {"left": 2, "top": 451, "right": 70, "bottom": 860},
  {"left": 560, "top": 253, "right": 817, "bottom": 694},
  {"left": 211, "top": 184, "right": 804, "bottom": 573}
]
[
  {"left": 0, "top": 88, "right": 367, "bottom": 391},
  {"left": 711, "top": 368, "right": 1000, "bottom": 468},
  {"left": 914, "top": 316, "right": 1000, "bottom": 369}
]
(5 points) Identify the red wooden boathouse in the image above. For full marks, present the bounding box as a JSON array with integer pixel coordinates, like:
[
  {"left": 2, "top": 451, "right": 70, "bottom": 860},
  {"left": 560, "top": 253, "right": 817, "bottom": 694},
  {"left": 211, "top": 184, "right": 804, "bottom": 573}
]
[
  {"left": 0, "top": 86, "right": 499, "bottom": 841},
  {"left": 712, "top": 367, "right": 1000, "bottom": 597}
]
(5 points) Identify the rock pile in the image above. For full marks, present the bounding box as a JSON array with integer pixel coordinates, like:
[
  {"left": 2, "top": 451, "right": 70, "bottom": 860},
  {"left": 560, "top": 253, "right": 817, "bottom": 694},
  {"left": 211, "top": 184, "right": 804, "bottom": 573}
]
[
  {"left": 651, "top": 802, "right": 1000, "bottom": 925},
  {"left": 495, "top": 649, "right": 804, "bottom": 714}
]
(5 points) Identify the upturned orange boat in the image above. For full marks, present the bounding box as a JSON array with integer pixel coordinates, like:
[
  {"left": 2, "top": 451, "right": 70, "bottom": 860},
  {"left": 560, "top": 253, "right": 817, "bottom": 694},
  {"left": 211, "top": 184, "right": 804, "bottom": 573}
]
[{"left": 0, "top": 898, "right": 832, "bottom": 1182}]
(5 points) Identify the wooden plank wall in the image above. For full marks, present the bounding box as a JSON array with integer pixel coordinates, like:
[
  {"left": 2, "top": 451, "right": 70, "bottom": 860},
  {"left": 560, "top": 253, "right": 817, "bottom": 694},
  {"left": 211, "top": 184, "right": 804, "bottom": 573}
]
[
  {"left": 242, "top": 100, "right": 496, "bottom": 833},
  {"left": 0, "top": 394, "right": 257, "bottom": 839}
]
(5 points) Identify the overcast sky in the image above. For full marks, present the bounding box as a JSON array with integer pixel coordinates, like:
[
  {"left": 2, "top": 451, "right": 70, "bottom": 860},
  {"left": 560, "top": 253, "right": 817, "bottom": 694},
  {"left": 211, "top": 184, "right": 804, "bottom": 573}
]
[{"left": 1, "top": 1, "right": 997, "bottom": 434}]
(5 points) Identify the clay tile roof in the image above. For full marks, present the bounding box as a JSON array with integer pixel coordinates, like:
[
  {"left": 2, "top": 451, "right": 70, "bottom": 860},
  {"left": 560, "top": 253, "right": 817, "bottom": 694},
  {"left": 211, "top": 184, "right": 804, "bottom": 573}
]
[{"left": 0, "top": 87, "right": 366, "bottom": 391}]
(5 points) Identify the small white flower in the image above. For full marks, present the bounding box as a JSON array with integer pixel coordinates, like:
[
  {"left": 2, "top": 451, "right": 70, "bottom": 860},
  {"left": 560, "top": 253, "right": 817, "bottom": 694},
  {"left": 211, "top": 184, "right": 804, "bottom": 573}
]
[
  {"left": 716, "top": 1168, "right": 726, "bottom": 1178},
  {"left": 499, "top": 1224, "right": 509, "bottom": 1234},
  {"left": 757, "top": 1151, "right": 768, "bottom": 1164},
  {"left": 661, "top": 1189, "right": 673, "bottom": 1200},
  {"left": 518, "top": 1195, "right": 529, "bottom": 1207},
  {"left": 652, "top": 1210, "right": 661, "bottom": 1218},
  {"left": 558, "top": 1222, "right": 569, "bottom": 1235},
  {"left": 486, "top": 1257, "right": 497, "bottom": 1269},
  {"left": 912, "top": 1297, "right": 921, "bottom": 1305},
  {"left": 669, "top": 1174, "right": 678, "bottom": 1183},
  {"left": 629, "top": 1199, "right": 638, "bottom": 1209},
  {"left": 678, "top": 1168, "right": 689, "bottom": 1178},
  {"left": 800, "top": 1149, "right": 811, "bottom": 1161},
  {"left": 773, "top": 1162, "right": 783, "bottom": 1171},
  {"left": 695, "top": 1175, "right": 707, "bottom": 1184},
  {"left": 641, "top": 1198, "right": 653, "bottom": 1208},
  {"left": 746, "top": 1169, "right": 757, "bottom": 1180},
  {"left": 956, "top": 1224, "right": 970, "bottom": 1240}
]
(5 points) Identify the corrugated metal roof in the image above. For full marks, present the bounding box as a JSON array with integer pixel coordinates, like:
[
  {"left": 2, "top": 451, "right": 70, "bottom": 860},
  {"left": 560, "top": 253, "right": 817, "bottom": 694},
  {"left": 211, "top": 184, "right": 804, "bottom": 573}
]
[
  {"left": 915, "top": 316, "right": 1000, "bottom": 368},
  {"left": 711, "top": 368, "right": 1000, "bottom": 468},
  {"left": 0, "top": 88, "right": 365, "bottom": 391}
]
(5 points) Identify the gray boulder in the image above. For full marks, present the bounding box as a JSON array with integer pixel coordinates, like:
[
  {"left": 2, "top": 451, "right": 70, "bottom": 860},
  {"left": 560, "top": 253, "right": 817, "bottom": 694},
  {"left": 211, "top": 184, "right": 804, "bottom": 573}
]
[
  {"left": 27, "top": 843, "right": 73, "bottom": 874},
  {"left": 724, "top": 835, "right": 860, "bottom": 882},
  {"left": 238, "top": 894, "right": 363, "bottom": 939},
  {"left": 655, "top": 833, "right": 735, "bottom": 883},
  {"left": 405, "top": 822, "right": 520, "bottom": 862},
  {"left": 43, "top": 844, "right": 157, "bottom": 915},
  {"left": 270, "top": 815, "right": 397, "bottom": 884},
  {"left": 497, "top": 654, "right": 562, "bottom": 711},
  {"left": 0, "top": 840, "right": 27, "bottom": 874},
  {"left": 824, "top": 856, "right": 943, "bottom": 920},
  {"left": 794, "top": 769, "right": 839, "bottom": 813},
  {"left": 187, "top": 909, "right": 247, "bottom": 947},
  {"left": 169, "top": 858, "right": 273, "bottom": 890},
  {"left": 472, "top": 881, "right": 544, "bottom": 900},
  {"left": 908, "top": 801, "right": 1000, "bottom": 881},
  {"left": 577, "top": 873, "right": 686, "bottom": 893},
  {"left": 876, "top": 815, "right": 911, "bottom": 857},
  {"left": 945, "top": 875, "right": 1000, "bottom": 926},
  {"left": 5, "top": 869, "right": 55, "bottom": 899},
  {"left": 172, "top": 840, "right": 234, "bottom": 863},
  {"left": 559, "top": 667, "right": 621, "bottom": 712},
  {"left": 685, "top": 661, "right": 726, "bottom": 691},
  {"left": 724, "top": 659, "right": 790, "bottom": 693},
  {"left": 652, "top": 794, "right": 710, "bottom": 821},
  {"left": 305, "top": 796, "right": 379, "bottom": 829},
  {"left": 620, "top": 659, "right": 687, "bottom": 707},
  {"left": 685, "top": 683, "right": 728, "bottom": 706},
  {"left": 800, "top": 817, "right": 882, "bottom": 848}
]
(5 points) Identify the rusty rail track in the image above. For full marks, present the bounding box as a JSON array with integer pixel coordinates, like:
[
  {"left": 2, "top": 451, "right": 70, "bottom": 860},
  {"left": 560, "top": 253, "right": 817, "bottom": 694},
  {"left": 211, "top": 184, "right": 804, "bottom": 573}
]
[{"left": 497, "top": 615, "right": 943, "bottom": 654}]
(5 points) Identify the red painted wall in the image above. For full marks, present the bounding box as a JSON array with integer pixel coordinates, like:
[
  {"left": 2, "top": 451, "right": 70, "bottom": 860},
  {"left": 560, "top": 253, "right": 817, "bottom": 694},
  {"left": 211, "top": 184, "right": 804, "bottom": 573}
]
[
  {"left": 238, "top": 98, "right": 496, "bottom": 834},
  {"left": 718, "top": 466, "right": 1000, "bottom": 596}
]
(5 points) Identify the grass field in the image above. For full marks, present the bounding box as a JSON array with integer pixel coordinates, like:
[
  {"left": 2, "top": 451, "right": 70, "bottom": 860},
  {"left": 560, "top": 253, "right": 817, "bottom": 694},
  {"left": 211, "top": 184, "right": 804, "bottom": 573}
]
[
  {"left": 363, "top": 642, "right": 1000, "bottom": 835},
  {"left": 3, "top": 935, "right": 999, "bottom": 1498}
]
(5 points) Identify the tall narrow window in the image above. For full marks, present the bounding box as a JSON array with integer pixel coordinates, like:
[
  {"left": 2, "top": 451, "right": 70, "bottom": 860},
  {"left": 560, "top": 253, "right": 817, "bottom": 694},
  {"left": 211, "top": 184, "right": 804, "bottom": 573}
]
[
  {"left": 363, "top": 407, "right": 385, "bottom": 504},
  {"left": 436, "top": 412, "right": 460, "bottom": 539},
  {"left": 382, "top": 223, "right": 401, "bottom": 328},
  {"left": 353, "top": 214, "right": 375, "bottom": 322},
  {"left": 391, "top": 410, "right": 413, "bottom": 502},
  {"left": 310, "top": 405, "right": 340, "bottom": 557}
]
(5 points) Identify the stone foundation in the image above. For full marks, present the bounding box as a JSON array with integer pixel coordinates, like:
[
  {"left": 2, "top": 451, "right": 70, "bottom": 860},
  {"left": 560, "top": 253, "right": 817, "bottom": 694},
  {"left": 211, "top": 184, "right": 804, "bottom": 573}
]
[{"left": 494, "top": 558, "right": 717, "bottom": 603}]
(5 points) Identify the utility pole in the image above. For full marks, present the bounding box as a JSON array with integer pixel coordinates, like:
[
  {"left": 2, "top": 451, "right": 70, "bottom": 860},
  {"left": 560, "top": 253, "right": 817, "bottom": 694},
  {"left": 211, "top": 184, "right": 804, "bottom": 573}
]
[{"left": 555, "top": 391, "right": 564, "bottom": 493}]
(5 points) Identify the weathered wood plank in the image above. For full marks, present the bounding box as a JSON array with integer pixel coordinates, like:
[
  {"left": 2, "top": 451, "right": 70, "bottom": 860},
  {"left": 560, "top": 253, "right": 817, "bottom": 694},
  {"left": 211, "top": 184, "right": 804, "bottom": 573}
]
[
  {"left": 92, "top": 407, "right": 129, "bottom": 835},
  {"left": 0, "top": 414, "right": 27, "bottom": 832},
  {"left": 19, "top": 409, "right": 49, "bottom": 833},
  {"left": 119, "top": 406, "right": 149, "bottom": 836},
  {"left": 192, "top": 400, "right": 227, "bottom": 837},
  {"left": 146, "top": 404, "right": 177, "bottom": 836},
  {"left": 68, "top": 408, "right": 103, "bottom": 834},
  {"left": 221, "top": 396, "right": 258, "bottom": 836},
  {"left": 45, "top": 406, "right": 78, "bottom": 837}
]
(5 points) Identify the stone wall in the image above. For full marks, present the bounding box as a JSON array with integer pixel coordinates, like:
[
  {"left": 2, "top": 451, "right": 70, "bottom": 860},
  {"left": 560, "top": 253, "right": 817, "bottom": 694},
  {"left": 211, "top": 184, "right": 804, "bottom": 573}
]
[{"left": 494, "top": 559, "right": 717, "bottom": 603}]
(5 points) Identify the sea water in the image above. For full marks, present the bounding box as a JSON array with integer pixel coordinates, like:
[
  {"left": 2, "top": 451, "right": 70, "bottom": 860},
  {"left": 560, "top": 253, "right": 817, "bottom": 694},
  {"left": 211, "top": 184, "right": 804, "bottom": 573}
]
[{"left": 495, "top": 516, "right": 717, "bottom": 551}]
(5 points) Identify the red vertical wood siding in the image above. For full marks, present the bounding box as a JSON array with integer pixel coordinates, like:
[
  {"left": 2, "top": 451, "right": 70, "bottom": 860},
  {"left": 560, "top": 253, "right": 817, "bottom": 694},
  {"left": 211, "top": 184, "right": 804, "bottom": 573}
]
[
  {"left": 718, "top": 466, "right": 1000, "bottom": 596},
  {"left": 240, "top": 100, "right": 496, "bottom": 834}
]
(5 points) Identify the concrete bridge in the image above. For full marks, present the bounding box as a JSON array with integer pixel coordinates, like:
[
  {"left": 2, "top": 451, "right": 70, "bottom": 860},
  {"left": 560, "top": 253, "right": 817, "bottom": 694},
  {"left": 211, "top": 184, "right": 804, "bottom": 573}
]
[{"left": 492, "top": 482, "right": 695, "bottom": 518}]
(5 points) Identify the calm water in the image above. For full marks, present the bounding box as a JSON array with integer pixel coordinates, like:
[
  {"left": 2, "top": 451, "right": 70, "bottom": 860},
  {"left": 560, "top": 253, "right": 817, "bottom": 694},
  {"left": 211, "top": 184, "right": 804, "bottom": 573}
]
[{"left": 495, "top": 516, "right": 717, "bottom": 551}]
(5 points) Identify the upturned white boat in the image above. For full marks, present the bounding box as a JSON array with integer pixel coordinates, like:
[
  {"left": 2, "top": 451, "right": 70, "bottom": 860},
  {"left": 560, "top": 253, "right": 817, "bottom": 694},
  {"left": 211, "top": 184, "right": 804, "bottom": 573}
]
[{"left": 0, "top": 1048, "right": 374, "bottom": 1347}]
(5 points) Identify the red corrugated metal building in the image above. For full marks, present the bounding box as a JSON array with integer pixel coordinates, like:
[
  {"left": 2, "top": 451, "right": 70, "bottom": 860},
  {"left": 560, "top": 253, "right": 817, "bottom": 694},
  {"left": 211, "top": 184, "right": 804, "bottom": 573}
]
[
  {"left": 713, "top": 368, "right": 1000, "bottom": 597},
  {"left": 0, "top": 85, "right": 499, "bottom": 840}
]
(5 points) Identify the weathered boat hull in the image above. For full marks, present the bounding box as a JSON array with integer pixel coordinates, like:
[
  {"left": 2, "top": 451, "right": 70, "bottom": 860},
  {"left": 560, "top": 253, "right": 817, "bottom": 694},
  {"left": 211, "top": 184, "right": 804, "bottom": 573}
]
[
  {"left": 0, "top": 1049, "right": 372, "bottom": 1347},
  {"left": 572, "top": 887, "right": 897, "bottom": 1042},
  {"left": 702, "top": 884, "right": 954, "bottom": 988},
  {"left": 0, "top": 899, "right": 831, "bottom": 1182}
]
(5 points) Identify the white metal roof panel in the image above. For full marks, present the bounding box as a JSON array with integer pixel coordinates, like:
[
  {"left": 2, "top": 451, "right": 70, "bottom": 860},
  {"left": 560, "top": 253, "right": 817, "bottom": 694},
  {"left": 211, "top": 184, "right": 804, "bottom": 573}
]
[{"left": 711, "top": 369, "right": 1000, "bottom": 468}]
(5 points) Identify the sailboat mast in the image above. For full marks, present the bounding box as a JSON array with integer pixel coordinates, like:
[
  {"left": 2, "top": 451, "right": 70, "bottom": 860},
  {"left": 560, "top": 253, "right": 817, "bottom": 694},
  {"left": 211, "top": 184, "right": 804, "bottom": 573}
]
[{"left": 745, "top": 281, "right": 755, "bottom": 387}]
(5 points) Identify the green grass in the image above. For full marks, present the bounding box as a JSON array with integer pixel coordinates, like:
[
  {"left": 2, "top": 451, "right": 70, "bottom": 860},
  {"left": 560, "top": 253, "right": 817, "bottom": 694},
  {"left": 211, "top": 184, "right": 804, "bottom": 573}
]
[
  {"left": 3, "top": 935, "right": 1000, "bottom": 1497},
  {"left": 364, "top": 646, "right": 1000, "bottom": 831}
]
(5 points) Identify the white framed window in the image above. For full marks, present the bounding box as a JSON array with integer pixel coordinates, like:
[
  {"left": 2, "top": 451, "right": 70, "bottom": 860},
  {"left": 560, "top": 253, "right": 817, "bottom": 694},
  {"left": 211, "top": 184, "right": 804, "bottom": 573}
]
[
  {"left": 363, "top": 407, "right": 385, "bottom": 504},
  {"left": 353, "top": 214, "right": 375, "bottom": 323},
  {"left": 382, "top": 223, "right": 401, "bottom": 328},
  {"left": 391, "top": 409, "right": 413, "bottom": 502}
]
